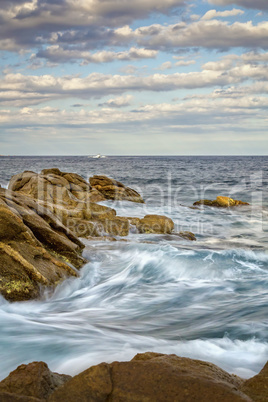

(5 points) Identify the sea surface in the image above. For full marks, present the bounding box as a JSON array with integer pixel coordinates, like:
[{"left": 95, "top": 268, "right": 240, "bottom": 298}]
[{"left": 0, "top": 156, "right": 268, "bottom": 380}]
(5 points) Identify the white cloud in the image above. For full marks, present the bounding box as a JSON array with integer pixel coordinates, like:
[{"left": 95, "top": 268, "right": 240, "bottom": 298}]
[
  {"left": 1, "top": 92, "right": 268, "bottom": 129},
  {"left": 98, "top": 95, "right": 133, "bottom": 108},
  {"left": 0, "top": 0, "right": 186, "bottom": 50},
  {"left": 175, "top": 60, "right": 196, "bottom": 66},
  {"left": 1, "top": 54, "right": 268, "bottom": 107},
  {"left": 158, "top": 61, "right": 172, "bottom": 70},
  {"left": 116, "top": 20, "right": 268, "bottom": 51},
  {"left": 35, "top": 46, "right": 158, "bottom": 65},
  {"left": 201, "top": 8, "right": 244, "bottom": 20}
]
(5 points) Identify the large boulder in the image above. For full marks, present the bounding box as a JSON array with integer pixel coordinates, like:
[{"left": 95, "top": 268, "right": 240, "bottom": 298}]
[
  {"left": 89, "top": 175, "right": 144, "bottom": 203},
  {"left": 48, "top": 352, "right": 251, "bottom": 402},
  {"left": 4, "top": 353, "right": 268, "bottom": 401},
  {"left": 241, "top": 361, "right": 268, "bottom": 402},
  {"left": 194, "top": 196, "right": 249, "bottom": 208},
  {"left": 0, "top": 361, "right": 71, "bottom": 400},
  {"left": 8, "top": 169, "right": 104, "bottom": 205},
  {"left": 0, "top": 188, "right": 86, "bottom": 301}
]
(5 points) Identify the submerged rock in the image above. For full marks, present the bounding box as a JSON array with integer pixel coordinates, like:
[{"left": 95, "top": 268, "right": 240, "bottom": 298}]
[
  {"left": 177, "top": 231, "right": 197, "bottom": 241},
  {"left": 89, "top": 175, "right": 144, "bottom": 203},
  {"left": 194, "top": 196, "right": 249, "bottom": 208},
  {"left": 2, "top": 352, "right": 263, "bottom": 401}
]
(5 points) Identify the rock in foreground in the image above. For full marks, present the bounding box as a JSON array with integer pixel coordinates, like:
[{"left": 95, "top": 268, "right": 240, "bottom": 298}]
[
  {"left": 0, "top": 362, "right": 71, "bottom": 400},
  {"left": 241, "top": 361, "right": 268, "bottom": 402},
  {"left": 2, "top": 352, "right": 267, "bottom": 401},
  {"left": 0, "top": 188, "right": 85, "bottom": 301},
  {"left": 194, "top": 196, "right": 249, "bottom": 208}
]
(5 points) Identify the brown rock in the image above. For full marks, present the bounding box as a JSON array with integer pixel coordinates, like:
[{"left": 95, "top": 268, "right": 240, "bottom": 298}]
[
  {"left": 0, "top": 392, "right": 41, "bottom": 401},
  {"left": 0, "top": 361, "right": 71, "bottom": 400},
  {"left": 49, "top": 363, "right": 112, "bottom": 402},
  {"left": 193, "top": 196, "right": 249, "bottom": 208},
  {"left": 241, "top": 361, "right": 268, "bottom": 402},
  {"left": 0, "top": 189, "right": 85, "bottom": 269},
  {"left": 136, "top": 214, "right": 174, "bottom": 234},
  {"left": 48, "top": 352, "right": 251, "bottom": 402},
  {"left": 0, "top": 189, "right": 85, "bottom": 301},
  {"left": 89, "top": 175, "right": 144, "bottom": 203},
  {"left": 177, "top": 231, "right": 197, "bottom": 241},
  {"left": 66, "top": 217, "right": 130, "bottom": 238},
  {"left": 8, "top": 169, "right": 104, "bottom": 207}
]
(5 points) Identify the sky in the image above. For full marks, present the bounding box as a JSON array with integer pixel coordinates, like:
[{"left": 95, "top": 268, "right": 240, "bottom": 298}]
[{"left": 0, "top": 0, "right": 268, "bottom": 155}]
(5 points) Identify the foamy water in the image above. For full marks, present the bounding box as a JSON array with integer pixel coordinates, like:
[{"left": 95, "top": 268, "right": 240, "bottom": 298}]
[{"left": 0, "top": 156, "right": 267, "bottom": 380}]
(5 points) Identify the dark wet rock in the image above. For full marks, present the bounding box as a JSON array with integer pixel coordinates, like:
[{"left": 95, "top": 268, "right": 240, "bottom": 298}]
[
  {"left": 177, "top": 231, "right": 197, "bottom": 241},
  {"left": 194, "top": 196, "right": 249, "bottom": 208},
  {"left": 48, "top": 352, "right": 251, "bottom": 402},
  {"left": 89, "top": 175, "right": 144, "bottom": 203},
  {"left": 0, "top": 361, "right": 71, "bottom": 400}
]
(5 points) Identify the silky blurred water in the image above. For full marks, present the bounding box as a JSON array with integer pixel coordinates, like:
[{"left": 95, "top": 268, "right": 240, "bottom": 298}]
[{"left": 0, "top": 156, "right": 267, "bottom": 380}]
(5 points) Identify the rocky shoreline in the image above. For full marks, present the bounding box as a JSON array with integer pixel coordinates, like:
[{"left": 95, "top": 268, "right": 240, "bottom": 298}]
[
  {"left": 0, "top": 168, "right": 196, "bottom": 302},
  {"left": 0, "top": 352, "right": 267, "bottom": 401},
  {"left": 1, "top": 168, "right": 259, "bottom": 401}
]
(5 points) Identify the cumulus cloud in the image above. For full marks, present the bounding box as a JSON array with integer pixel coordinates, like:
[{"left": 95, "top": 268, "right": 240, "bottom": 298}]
[
  {"left": 158, "top": 61, "right": 172, "bottom": 70},
  {"left": 118, "top": 20, "right": 268, "bottom": 50},
  {"left": 1, "top": 55, "right": 268, "bottom": 107},
  {"left": 201, "top": 8, "right": 244, "bottom": 20},
  {"left": 1, "top": 92, "right": 268, "bottom": 130},
  {"left": 0, "top": 0, "right": 186, "bottom": 50},
  {"left": 207, "top": 0, "right": 268, "bottom": 10},
  {"left": 175, "top": 60, "right": 196, "bottom": 66},
  {"left": 34, "top": 46, "right": 158, "bottom": 65},
  {"left": 98, "top": 95, "right": 133, "bottom": 108}
]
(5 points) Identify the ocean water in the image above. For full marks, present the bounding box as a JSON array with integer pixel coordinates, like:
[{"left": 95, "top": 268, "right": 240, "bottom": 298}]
[{"left": 0, "top": 156, "right": 267, "bottom": 380}]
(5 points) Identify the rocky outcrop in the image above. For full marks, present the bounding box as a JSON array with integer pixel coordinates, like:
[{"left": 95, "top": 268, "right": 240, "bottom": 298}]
[
  {"left": 0, "top": 361, "right": 71, "bottom": 400},
  {"left": 7, "top": 169, "right": 146, "bottom": 239},
  {"left": 128, "top": 215, "right": 174, "bottom": 234},
  {"left": 0, "top": 188, "right": 85, "bottom": 301},
  {"left": 2, "top": 353, "right": 266, "bottom": 401},
  {"left": 49, "top": 352, "right": 249, "bottom": 402},
  {"left": 241, "top": 361, "right": 268, "bottom": 402},
  {"left": 8, "top": 169, "right": 104, "bottom": 205},
  {"left": 9, "top": 170, "right": 144, "bottom": 205},
  {"left": 194, "top": 196, "right": 250, "bottom": 208},
  {"left": 89, "top": 175, "right": 144, "bottom": 203},
  {"left": 1, "top": 168, "right": 194, "bottom": 300}
]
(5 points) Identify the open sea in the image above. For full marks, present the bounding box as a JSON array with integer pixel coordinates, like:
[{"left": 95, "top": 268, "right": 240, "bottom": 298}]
[{"left": 0, "top": 155, "right": 267, "bottom": 380}]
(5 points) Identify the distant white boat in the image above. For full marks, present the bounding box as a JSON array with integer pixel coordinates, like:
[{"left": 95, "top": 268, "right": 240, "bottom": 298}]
[{"left": 91, "top": 154, "right": 106, "bottom": 159}]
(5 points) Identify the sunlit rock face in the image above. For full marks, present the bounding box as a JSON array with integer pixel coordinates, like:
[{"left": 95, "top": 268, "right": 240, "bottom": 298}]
[
  {"left": 2, "top": 353, "right": 266, "bottom": 402},
  {"left": 194, "top": 196, "right": 250, "bottom": 208},
  {"left": 0, "top": 188, "right": 85, "bottom": 302}
]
